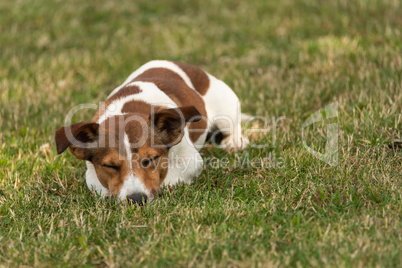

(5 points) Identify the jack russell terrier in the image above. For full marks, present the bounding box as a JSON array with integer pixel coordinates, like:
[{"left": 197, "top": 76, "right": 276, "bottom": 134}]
[{"left": 55, "top": 60, "right": 248, "bottom": 204}]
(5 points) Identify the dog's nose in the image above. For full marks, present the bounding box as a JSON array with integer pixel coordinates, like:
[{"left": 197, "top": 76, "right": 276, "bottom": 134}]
[{"left": 127, "top": 193, "right": 148, "bottom": 205}]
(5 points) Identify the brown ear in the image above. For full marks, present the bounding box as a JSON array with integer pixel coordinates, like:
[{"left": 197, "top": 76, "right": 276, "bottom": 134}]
[
  {"left": 54, "top": 122, "right": 99, "bottom": 158},
  {"left": 150, "top": 106, "right": 201, "bottom": 146}
]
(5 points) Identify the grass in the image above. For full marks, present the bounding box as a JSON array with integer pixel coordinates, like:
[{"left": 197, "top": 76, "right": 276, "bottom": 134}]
[{"left": 0, "top": 0, "right": 401, "bottom": 266}]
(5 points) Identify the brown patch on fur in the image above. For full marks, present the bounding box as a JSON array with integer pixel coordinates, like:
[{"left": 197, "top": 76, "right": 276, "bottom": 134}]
[
  {"left": 133, "top": 68, "right": 208, "bottom": 142},
  {"left": 122, "top": 100, "right": 152, "bottom": 115},
  {"left": 91, "top": 148, "right": 128, "bottom": 194},
  {"left": 107, "top": 85, "right": 142, "bottom": 104},
  {"left": 173, "top": 61, "right": 210, "bottom": 95}
]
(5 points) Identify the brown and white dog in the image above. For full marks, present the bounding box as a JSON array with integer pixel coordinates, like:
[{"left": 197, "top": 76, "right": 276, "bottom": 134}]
[{"left": 55, "top": 60, "right": 248, "bottom": 204}]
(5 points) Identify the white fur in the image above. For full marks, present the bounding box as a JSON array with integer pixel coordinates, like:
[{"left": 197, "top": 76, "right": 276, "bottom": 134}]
[
  {"left": 193, "top": 129, "right": 209, "bottom": 150},
  {"left": 162, "top": 127, "right": 204, "bottom": 186}
]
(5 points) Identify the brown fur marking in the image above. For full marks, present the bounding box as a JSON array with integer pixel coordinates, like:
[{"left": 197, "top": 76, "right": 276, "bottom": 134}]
[{"left": 173, "top": 61, "right": 210, "bottom": 96}]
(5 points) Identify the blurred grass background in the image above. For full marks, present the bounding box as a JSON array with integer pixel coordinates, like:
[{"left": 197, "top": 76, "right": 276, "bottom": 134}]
[{"left": 0, "top": 0, "right": 401, "bottom": 267}]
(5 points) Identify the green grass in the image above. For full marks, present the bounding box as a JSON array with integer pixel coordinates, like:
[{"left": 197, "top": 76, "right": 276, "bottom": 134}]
[{"left": 0, "top": 0, "right": 401, "bottom": 266}]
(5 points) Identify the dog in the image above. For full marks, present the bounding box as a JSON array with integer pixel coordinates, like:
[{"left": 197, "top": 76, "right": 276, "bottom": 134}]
[{"left": 55, "top": 60, "right": 248, "bottom": 204}]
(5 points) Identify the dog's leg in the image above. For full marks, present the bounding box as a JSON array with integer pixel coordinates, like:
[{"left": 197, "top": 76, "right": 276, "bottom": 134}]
[
  {"left": 162, "top": 128, "right": 204, "bottom": 186},
  {"left": 202, "top": 74, "right": 249, "bottom": 151}
]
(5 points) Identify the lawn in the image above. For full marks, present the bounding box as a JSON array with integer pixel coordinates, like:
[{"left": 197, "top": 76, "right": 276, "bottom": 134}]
[{"left": 0, "top": 0, "right": 401, "bottom": 266}]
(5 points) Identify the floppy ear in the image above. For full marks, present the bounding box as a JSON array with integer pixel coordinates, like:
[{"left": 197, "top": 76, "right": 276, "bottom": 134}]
[
  {"left": 54, "top": 122, "right": 99, "bottom": 159},
  {"left": 150, "top": 106, "right": 201, "bottom": 147}
]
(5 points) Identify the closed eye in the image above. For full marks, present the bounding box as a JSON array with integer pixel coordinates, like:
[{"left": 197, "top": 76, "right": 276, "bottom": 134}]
[
  {"left": 142, "top": 155, "right": 160, "bottom": 168},
  {"left": 102, "top": 164, "right": 119, "bottom": 171}
]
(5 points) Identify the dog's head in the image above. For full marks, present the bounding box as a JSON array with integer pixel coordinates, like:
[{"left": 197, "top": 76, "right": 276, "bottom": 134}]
[{"left": 55, "top": 106, "right": 201, "bottom": 204}]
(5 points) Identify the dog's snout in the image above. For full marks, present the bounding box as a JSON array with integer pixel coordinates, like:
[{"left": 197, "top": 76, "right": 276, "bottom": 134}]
[{"left": 127, "top": 193, "right": 148, "bottom": 205}]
